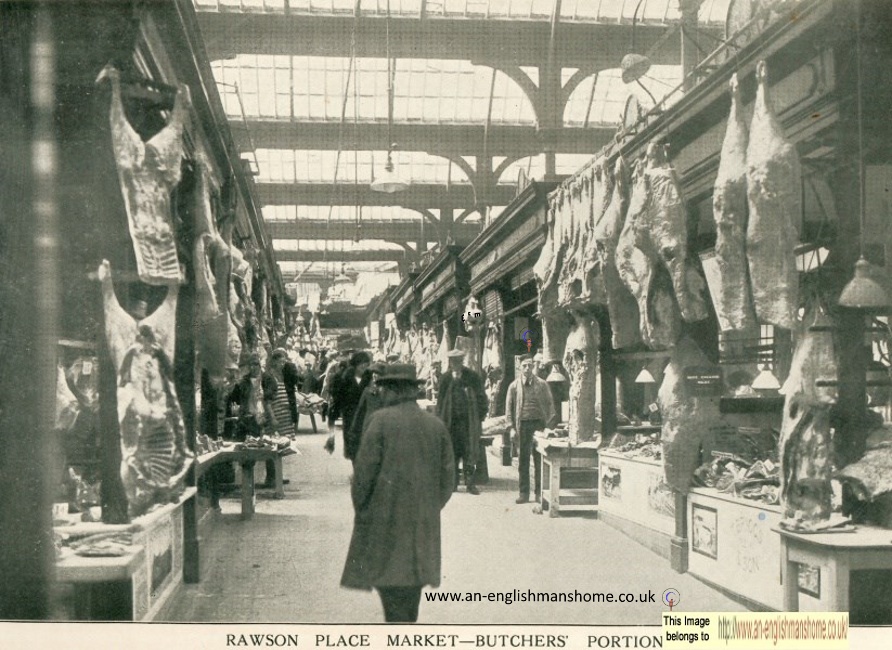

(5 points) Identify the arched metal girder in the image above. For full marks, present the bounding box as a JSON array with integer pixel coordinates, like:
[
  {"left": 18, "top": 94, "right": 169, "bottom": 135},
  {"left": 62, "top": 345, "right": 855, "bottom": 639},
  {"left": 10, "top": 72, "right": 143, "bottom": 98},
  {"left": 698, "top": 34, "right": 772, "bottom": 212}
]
[{"left": 196, "top": 12, "right": 711, "bottom": 70}]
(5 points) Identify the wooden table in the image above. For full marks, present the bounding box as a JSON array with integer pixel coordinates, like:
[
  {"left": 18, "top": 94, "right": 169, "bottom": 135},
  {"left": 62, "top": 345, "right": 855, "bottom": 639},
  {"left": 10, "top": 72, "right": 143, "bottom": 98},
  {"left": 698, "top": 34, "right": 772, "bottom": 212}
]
[
  {"left": 775, "top": 524, "right": 892, "bottom": 611},
  {"left": 535, "top": 437, "right": 599, "bottom": 517},
  {"left": 196, "top": 446, "right": 296, "bottom": 519}
]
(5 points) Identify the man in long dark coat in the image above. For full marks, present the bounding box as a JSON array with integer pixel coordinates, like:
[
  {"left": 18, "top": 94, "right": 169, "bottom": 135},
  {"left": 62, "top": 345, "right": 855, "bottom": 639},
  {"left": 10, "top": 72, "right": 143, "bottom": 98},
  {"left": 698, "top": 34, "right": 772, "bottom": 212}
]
[
  {"left": 437, "top": 349, "right": 488, "bottom": 495},
  {"left": 341, "top": 364, "right": 454, "bottom": 623}
]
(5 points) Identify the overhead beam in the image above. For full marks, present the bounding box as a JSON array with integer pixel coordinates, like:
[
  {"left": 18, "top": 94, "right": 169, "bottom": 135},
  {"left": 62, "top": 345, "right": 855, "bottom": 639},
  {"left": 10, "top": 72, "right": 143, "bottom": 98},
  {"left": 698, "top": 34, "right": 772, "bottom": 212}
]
[
  {"left": 198, "top": 13, "right": 711, "bottom": 69},
  {"left": 275, "top": 248, "right": 408, "bottom": 262},
  {"left": 232, "top": 121, "right": 614, "bottom": 158},
  {"left": 256, "top": 182, "right": 517, "bottom": 208},
  {"left": 265, "top": 219, "right": 481, "bottom": 241}
]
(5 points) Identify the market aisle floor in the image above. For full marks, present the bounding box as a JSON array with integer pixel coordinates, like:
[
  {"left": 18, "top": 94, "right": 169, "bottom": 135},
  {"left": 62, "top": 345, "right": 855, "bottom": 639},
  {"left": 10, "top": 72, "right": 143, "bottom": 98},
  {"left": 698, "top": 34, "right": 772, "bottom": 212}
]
[{"left": 163, "top": 425, "right": 746, "bottom": 624}]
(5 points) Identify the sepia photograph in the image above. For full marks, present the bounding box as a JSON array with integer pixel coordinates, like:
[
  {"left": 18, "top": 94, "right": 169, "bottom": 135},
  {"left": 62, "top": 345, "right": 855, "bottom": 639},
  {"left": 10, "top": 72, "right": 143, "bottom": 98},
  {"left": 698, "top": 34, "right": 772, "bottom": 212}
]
[{"left": 1, "top": 0, "right": 891, "bottom": 647}]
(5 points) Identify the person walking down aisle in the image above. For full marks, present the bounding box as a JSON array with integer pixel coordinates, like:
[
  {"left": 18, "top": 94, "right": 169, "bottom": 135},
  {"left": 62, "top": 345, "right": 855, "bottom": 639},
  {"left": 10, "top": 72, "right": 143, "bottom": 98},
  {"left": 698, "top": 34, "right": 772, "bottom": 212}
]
[
  {"left": 341, "top": 365, "right": 455, "bottom": 623},
  {"left": 328, "top": 351, "right": 372, "bottom": 460},
  {"left": 506, "top": 354, "right": 556, "bottom": 504},
  {"left": 345, "top": 362, "right": 386, "bottom": 466},
  {"left": 437, "top": 349, "right": 488, "bottom": 495}
]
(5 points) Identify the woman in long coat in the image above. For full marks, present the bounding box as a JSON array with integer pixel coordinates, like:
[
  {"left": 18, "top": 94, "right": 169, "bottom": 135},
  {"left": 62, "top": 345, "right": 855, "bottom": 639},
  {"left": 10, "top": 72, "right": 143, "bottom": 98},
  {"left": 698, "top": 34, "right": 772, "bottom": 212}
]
[{"left": 341, "top": 364, "right": 455, "bottom": 623}]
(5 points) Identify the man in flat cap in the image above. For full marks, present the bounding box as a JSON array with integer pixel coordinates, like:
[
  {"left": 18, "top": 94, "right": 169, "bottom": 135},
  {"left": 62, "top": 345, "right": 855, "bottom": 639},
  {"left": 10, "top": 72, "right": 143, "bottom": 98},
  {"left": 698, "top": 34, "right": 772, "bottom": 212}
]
[{"left": 436, "top": 349, "right": 488, "bottom": 495}]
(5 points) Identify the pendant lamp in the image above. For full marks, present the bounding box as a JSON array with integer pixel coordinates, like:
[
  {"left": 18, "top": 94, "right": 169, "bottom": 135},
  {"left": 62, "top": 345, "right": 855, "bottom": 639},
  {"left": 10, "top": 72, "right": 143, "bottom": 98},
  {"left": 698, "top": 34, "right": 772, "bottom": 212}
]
[
  {"left": 371, "top": 149, "right": 409, "bottom": 194},
  {"left": 371, "top": 0, "right": 409, "bottom": 195},
  {"left": 546, "top": 363, "right": 568, "bottom": 384},
  {"left": 751, "top": 364, "right": 781, "bottom": 391},
  {"left": 333, "top": 263, "right": 352, "bottom": 286},
  {"left": 634, "top": 367, "right": 656, "bottom": 384},
  {"left": 839, "top": 0, "right": 892, "bottom": 311}
]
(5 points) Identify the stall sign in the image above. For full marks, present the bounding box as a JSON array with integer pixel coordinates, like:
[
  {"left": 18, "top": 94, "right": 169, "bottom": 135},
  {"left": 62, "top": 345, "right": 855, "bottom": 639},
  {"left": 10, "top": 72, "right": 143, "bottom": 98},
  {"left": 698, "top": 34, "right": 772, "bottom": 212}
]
[{"left": 684, "top": 366, "right": 722, "bottom": 396}]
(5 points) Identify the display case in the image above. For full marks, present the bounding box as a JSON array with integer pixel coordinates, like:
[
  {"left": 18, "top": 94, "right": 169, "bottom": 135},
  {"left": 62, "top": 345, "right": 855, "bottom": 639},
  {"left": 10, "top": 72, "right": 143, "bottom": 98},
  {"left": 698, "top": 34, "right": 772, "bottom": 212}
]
[{"left": 598, "top": 449, "right": 676, "bottom": 559}]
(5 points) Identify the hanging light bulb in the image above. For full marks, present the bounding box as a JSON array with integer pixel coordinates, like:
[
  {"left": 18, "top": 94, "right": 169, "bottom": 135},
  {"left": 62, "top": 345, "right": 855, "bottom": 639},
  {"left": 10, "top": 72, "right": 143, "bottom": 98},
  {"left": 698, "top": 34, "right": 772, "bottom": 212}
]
[
  {"left": 751, "top": 364, "right": 781, "bottom": 391},
  {"left": 634, "top": 367, "right": 656, "bottom": 384},
  {"left": 371, "top": 148, "right": 409, "bottom": 194}
]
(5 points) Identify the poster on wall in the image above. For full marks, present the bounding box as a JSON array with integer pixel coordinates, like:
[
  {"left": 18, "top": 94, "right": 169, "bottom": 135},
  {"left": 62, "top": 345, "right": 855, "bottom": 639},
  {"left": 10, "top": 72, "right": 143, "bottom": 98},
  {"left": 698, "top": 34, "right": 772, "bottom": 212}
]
[
  {"left": 601, "top": 466, "right": 622, "bottom": 500},
  {"left": 797, "top": 563, "right": 821, "bottom": 598},
  {"left": 646, "top": 471, "right": 675, "bottom": 518},
  {"left": 148, "top": 518, "right": 174, "bottom": 607},
  {"left": 691, "top": 504, "right": 718, "bottom": 559}
]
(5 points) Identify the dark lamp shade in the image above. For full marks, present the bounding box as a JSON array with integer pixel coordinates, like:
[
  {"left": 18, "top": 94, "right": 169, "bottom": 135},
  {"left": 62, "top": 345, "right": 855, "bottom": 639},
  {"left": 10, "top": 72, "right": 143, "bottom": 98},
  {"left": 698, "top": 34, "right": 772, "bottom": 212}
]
[
  {"left": 621, "top": 53, "right": 652, "bottom": 84},
  {"left": 838, "top": 258, "right": 892, "bottom": 311}
]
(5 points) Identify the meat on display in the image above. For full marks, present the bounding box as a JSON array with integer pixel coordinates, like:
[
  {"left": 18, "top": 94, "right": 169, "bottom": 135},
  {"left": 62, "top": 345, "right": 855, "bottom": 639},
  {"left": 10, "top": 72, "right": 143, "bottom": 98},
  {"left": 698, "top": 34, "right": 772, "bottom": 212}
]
[
  {"left": 712, "top": 73, "right": 757, "bottom": 333},
  {"left": 98, "top": 259, "right": 192, "bottom": 518},
  {"left": 659, "top": 337, "right": 720, "bottom": 493},
  {"left": 578, "top": 157, "right": 614, "bottom": 305},
  {"left": 745, "top": 60, "right": 802, "bottom": 330},
  {"left": 106, "top": 67, "right": 187, "bottom": 286},
  {"left": 592, "top": 156, "right": 641, "bottom": 349},
  {"left": 635, "top": 142, "right": 708, "bottom": 325},
  {"left": 778, "top": 305, "right": 837, "bottom": 526}
]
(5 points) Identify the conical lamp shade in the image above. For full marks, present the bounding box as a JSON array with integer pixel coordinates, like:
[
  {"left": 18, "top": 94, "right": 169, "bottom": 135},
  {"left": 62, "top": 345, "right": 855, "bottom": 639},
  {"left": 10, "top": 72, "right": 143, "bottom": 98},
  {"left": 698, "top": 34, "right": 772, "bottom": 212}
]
[
  {"left": 838, "top": 257, "right": 892, "bottom": 310},
  {"left": 751, "top": 366, "right": 781, "bottom": 390},
  {"left": 634, "top": 368, "right": 656, "bottom": 384},
  {"left": 370, "top": 156, "right": 409, "bottom": 194},
  {"left": 546, "top": 364, "right": 567, "bottom": 384},
  {"left": 621, "top": 53, "right": 652, "bottom": 84}
]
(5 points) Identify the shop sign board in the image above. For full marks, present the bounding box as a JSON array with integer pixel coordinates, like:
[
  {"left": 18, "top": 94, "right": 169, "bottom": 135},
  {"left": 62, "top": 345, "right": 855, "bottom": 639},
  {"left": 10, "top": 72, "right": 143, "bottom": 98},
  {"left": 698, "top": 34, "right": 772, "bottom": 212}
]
[{"left": 684, "top": 366, "right": 723, "bottom": 396}]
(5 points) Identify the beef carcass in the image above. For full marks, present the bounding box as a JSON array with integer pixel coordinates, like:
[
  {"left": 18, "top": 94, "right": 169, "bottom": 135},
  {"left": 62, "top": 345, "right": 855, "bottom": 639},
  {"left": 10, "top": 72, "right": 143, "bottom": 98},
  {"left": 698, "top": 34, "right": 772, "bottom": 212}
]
[
  {"left": 713, "top": 73, "right": 758, "bottom": 333},
  {"left": 98, "top": 260, "right": 191, "bottom": 518},
  {"left": 659, "top": 337, "right": 721, "bottom": 493},
  {"left": 105, "top": 66, "right": 186, "bottom": 286},
  {"left": 592, "top": 156, "right": 641, "bottom": 349},
  {"left": 636, "top": 142, "right": 708, "bottom": 324},
  {"left": 778, "top": 306, "right": 836, "bottom": 527},
  {"left": 557, "top": 176, "right": 587, "bottom": 307},
  {"left": 578, "top": 158, "right": 613, "bottom": 305},
  {"left": 536, "top": 196, "right": 574, "bottom": 363},
  {"left": 562, "top": 313, "right": 600, "bottom": 445},
  {"left": 615, "top": 158, "right": 681, "bottom": 349},
  {"left": 746, "top": 60, "right": 802, "bottom": 330}
]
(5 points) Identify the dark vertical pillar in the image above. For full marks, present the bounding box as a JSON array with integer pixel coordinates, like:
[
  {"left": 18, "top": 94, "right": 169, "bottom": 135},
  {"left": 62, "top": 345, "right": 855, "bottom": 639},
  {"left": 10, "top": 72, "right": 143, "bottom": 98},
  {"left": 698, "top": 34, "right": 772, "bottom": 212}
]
[{"left": 0, "top": 5, "right": 55, "bottom": 619}]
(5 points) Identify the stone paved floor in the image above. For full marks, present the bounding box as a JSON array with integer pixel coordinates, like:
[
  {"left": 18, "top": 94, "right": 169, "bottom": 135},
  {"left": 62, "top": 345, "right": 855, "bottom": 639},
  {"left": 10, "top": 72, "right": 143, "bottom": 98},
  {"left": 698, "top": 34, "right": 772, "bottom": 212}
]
[{"left": 162, "top": 424, "right": 746, "bottom": 624}]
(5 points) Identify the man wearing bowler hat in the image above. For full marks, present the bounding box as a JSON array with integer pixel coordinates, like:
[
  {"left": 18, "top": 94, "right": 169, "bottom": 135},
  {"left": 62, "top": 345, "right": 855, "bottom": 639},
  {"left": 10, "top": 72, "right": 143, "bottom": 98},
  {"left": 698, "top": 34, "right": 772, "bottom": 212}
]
[
  {"left": 436, "top": 349, "right": 488, "bottom": 495},
  {"left": 341, "top": 364, "right": 454, "bottom": 623}
]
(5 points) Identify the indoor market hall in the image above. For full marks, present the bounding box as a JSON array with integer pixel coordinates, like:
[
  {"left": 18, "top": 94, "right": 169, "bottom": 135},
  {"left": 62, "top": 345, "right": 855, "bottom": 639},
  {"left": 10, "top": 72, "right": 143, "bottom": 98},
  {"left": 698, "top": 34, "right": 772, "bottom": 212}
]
[{"left": 1, "top": 0, "right": 891, "bottom": 640}]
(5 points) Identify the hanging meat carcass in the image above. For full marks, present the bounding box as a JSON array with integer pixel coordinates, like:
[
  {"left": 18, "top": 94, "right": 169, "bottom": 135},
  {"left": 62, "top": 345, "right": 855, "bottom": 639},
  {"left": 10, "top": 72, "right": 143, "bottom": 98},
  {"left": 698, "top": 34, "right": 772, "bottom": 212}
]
[
  {"left": 779, "top": 305, "right": 837, "bottom": 528},
  {"left": 615, "top": 158, "right": 681, "bottom": 349},
  {"left": 592, "top": 156, "right": 641, "bottom": 349},
  {"left": 713, "top": 73, "right": 758, "bottom": 333},
  {"left": 577, "top": 158, "right": 613, "bottom": 305},
  {"left": 193, "top": 164, "right": 232, "bottom": 385},
  {"left": 659, "top": 338, "right": 720, "bottom": 493},
  {"left": 98, "top": 260, "right": 192, "bottom": 518},
  {"left": 635, "top": 142, "right": 708, "bottom": 324},
  {"left": 562, "top": 313, "right": 600, "bottom": 445},
  {"left": 104, "top": 66, "right": 187, "bottom": 286},
  {"left": 746, "top": 60, "right": 802, "bottom": 330},
  {"left": 535, "top": 196, "right": 574, "bottom": 363}
]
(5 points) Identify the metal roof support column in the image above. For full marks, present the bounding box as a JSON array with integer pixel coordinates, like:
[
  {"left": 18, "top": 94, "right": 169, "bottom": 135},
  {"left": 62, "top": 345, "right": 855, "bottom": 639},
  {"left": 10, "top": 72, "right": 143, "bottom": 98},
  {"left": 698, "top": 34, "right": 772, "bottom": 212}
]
[
  {"left": 680, "top": 0, "right": 701, "bottom": 91},
  {"left": 542, "top": 0, "right": 563, "bottom": 181}
]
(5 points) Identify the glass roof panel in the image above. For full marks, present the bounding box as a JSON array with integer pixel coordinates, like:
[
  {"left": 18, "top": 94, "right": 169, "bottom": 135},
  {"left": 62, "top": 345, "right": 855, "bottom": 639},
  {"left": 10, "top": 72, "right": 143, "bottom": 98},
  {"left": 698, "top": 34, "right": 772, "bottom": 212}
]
[
  {"left": 264, "top": 205, "right": 438, "bottom": 222},
  {"left": 253, "top": 149, "right": 471, "bottom": 184},
  {"left": 563, "top": 65, "right": 683, "bottom": 127},
  {"left": 212, "top": 56, "right": 536, "bottom": 125},
  {"left": 196, "top": 0, "right": 730, "bottom": 25}
]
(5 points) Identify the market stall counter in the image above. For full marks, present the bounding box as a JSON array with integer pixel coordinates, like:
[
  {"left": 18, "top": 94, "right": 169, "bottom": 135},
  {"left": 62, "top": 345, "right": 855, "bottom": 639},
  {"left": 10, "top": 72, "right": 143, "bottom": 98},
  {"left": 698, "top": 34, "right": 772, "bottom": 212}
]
[
  {"left": 534, "top": 434, "right": 599, "bottom": 517},
  {"left": 53, "top": 487, "right": 196, "bottom": 621},
  {"left": 196, "top": 440, "right": 298, "bottom": 519}
]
